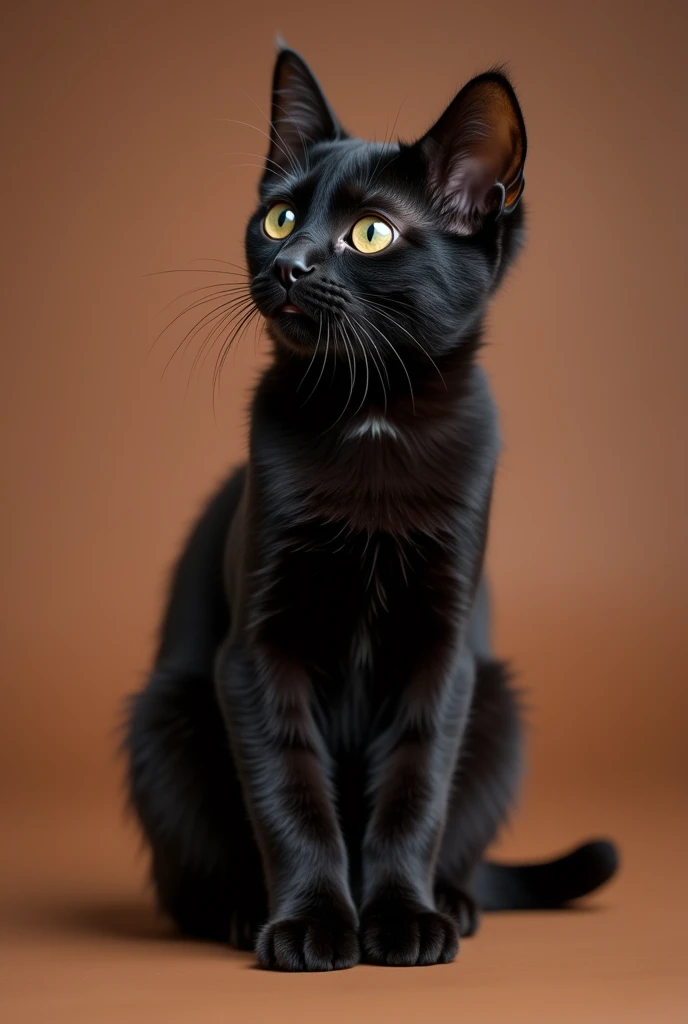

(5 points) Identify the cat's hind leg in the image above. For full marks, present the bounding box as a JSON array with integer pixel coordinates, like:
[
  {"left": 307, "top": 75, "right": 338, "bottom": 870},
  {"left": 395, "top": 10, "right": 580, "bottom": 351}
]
[
  {"left": 125, "top": 466, "right": 266, "bottom": 947},
  {"left": 126, "top": 667, "right": 267, "bottom": 947},
  {"left": 435, "top": 658, "right": 522, "bottom": 936}
]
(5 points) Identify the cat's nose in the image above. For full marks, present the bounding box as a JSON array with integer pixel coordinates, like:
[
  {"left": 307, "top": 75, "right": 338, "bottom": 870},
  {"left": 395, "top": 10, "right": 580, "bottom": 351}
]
[{"left": 274, "top": 256, "right": 315, "bottom": 288}]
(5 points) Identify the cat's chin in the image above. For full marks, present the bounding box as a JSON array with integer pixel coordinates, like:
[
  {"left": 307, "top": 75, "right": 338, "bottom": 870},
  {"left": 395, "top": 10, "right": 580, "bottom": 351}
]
[{"left": 269, "top": 310, "right": 321, "bottom": 353}]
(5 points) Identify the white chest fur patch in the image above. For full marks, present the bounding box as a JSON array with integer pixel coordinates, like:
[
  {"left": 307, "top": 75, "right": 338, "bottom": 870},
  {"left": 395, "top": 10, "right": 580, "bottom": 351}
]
[{"left": 346, "top": 416, "right": 400, "bottom": 442}]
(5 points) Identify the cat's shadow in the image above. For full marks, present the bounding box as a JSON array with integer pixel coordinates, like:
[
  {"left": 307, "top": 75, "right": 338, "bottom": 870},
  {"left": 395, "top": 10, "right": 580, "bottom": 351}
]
[
  {"left": 59, "top": 898, "right": 174, "bottom": 942},
  {"left": 32, "top": 896, "right": 179, "bottom": 944},
  {"left": 27, "top": 896, "right": 255, "bottom": 965},
  {"left": 30, "top": 897, "right": 233, "bottom": 953},
  {"left": 33, "top": 896, "right": 602, "bottom": 949}
]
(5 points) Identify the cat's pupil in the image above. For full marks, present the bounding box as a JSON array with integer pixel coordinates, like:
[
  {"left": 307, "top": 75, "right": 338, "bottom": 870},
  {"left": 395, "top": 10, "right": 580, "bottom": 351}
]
[
  {"left": 367, "top": 223, "right": 376, "bottom": 242},
  {"left": 278, "top": 210, "right": 288, "bottom": 227}
]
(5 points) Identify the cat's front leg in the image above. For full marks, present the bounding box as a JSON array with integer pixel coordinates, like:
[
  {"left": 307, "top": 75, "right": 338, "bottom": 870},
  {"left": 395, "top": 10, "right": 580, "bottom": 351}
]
[
  {"left": 215, "top": 642, "right": 359, "bottom": 971},
  {"left": 359, "top": 647, "right": 476, "bottom": 967}
]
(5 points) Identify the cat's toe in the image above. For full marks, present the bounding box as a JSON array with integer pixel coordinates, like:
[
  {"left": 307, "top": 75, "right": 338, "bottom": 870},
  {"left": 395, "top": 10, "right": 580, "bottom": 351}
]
[
  {"left": 256, "top": 914, "right": 360, "bottom": 971},
  {"left": 361, "top": 905, "right": 459, "bottom": 967},
  {"left": 434, "top": 882, "right": 481, "bottom": 937}
]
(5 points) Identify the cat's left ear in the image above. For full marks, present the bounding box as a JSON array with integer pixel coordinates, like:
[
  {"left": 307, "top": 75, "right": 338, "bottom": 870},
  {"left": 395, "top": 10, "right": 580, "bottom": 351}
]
[
  {"left": 415, "top": 71, "right": 527, "bottom": 234},
  {"left": 264, "top": 46, "right": 344, "bottom": 179}
]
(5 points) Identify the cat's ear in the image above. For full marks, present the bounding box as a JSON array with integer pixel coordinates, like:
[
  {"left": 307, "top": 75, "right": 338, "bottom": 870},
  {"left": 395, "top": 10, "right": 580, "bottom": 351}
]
[
  {"left": 264, "top": 46, "right": 344, "bottom": 178},
  {"left": 415, "top": 71, "right": 526, "bottom": 234}
]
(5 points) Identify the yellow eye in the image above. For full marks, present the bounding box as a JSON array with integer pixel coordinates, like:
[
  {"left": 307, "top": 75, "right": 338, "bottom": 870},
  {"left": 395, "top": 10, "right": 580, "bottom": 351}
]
[
  {"left": 264, "top": 202, "right": 296, "bottom": 240},
  {"left": 350, "top": 215, "right": 394, "bottom": 254}
]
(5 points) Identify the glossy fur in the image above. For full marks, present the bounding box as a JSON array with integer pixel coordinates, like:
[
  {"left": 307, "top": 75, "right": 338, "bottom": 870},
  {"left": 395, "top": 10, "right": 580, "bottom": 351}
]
[{"left": 126, "top": 48, "right": 618, "bottom": 971}]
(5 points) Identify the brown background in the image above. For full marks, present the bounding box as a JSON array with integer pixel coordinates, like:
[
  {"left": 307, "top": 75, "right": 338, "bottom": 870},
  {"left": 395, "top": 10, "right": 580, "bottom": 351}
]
[{"left": 1, "top": 1, "right": 687, "bottom": 1021}]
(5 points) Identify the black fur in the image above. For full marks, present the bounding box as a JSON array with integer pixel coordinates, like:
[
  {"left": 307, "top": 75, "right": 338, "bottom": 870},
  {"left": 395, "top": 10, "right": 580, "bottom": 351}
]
[{"left": 126, "top": 47, "right": 618, "bottom": 971}]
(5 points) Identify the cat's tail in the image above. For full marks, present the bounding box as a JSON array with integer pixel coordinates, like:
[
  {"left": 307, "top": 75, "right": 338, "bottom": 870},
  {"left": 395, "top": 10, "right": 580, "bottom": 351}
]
[{"left": 474, "top": 839, "right": 619, "bottom": 910}]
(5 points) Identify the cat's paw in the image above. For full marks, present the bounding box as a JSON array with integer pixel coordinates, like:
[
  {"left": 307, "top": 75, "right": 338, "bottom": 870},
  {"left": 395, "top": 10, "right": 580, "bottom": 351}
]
[
  {"left": 360, "top": 903, "right": 459, "bottom": 966},
  {"left": 434, "top": 881, "right": 481, "bottom": 937},
  {"left": 256, "top": 913, "right": 360, "bottom": 971}
]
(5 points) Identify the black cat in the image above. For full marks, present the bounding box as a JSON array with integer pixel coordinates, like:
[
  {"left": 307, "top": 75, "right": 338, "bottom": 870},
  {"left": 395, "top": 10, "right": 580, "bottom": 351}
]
[{"left": 126, "top": 46, "right": 618, "bottom": 971}]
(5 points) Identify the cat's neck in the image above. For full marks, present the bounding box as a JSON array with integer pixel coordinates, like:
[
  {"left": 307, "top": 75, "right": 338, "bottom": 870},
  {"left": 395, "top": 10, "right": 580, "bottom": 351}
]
[
  {"left": 264, "top": 330, "right": 483, "bottom": 428},
  {"left": 252, "top": 338, "right": 497, "bottom": 537}
]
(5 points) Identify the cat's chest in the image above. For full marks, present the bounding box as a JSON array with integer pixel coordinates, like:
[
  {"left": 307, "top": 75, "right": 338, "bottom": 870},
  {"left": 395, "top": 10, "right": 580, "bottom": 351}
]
[
  {"left": 260, "top": 516, "right": 424, "bottom": 649},
  {"left": 257, "top": 516, "right": 454, "bottom": 750},
  {"left": 306, "top": 419, "right": 459, "bottom": 536},
  {"left": 344, "top": 415, "right": 403, "bottom": 444},
  {"left": 316, "top": 541, "right": 449, "bottom": 755},
  {"left": 315, "top": 584, "right": 391, "bottom": 752},
  {"left": 306, "top": 530, "right": 435, "bottom": 728}
]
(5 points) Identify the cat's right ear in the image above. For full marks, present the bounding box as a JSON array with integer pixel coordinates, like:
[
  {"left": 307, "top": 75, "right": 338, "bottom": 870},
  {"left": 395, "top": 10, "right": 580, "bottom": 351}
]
[
  {"left": 414, "top": 70, "right": 527, "bottom": 235},
  {"left": 263, "top": 46, "right": 344, "bottom": 180}
]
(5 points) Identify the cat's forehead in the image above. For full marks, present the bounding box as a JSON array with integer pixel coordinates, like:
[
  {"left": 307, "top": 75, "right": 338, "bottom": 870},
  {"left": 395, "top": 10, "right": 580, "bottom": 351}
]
[{"left": 262, "top": 138, "right": 407, "bottom": 212}]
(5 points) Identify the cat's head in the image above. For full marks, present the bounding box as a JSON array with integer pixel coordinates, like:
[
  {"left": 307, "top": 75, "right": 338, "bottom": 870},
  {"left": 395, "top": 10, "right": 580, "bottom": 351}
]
[{"left": 247, "top": 46, "right": 526, "bottom": 368}]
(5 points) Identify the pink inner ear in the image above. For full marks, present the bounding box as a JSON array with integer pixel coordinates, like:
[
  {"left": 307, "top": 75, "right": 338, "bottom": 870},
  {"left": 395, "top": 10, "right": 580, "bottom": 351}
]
[
  {"left": 421, "top": 76, "right": 526, "bottom": 234},
  {"left": 444, "top": 155, "right": 498, "bottom": 229}
]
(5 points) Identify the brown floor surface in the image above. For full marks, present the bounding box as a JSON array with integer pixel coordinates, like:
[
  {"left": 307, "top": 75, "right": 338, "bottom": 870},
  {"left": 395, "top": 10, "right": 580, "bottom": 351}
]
[{"left": 1, "top": 790, "right": 686, "bottom": 1023}]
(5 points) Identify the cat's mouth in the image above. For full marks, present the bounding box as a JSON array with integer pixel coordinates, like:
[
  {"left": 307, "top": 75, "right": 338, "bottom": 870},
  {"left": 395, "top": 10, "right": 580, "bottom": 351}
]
[
  {"left": 269, "top": 302, "right": 321, "bottom": 350},
  {"left": 277, "top": 302, "right": 320, "bottom": 327},
  {"left": 250, "top": 273, "right": 341, "bottom": 350}
]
